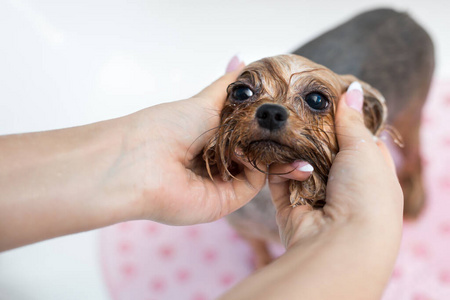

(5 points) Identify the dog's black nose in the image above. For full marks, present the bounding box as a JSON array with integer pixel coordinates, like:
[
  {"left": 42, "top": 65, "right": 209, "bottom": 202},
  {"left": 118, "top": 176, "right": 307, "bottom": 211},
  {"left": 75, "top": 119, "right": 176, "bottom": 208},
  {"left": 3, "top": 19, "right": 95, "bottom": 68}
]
[{"left": 255, "top": 104, "right": 288, "bottom": 131}]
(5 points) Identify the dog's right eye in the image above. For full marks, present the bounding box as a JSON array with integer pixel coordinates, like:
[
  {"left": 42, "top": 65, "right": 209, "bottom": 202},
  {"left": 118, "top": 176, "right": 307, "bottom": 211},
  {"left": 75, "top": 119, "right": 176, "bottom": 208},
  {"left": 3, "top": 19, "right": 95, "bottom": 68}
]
[
  {"left": 305, "top": 92, "right": 329, "bottom": 111},
  {"left": 232, "top": 86, "right": 253, "bottom": 102}
]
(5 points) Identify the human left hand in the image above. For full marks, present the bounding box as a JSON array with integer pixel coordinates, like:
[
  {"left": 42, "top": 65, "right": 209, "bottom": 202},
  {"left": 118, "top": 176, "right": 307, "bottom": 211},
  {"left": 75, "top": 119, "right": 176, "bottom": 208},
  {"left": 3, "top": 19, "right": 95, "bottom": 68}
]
[{"left": 118, "top": 59, "right": 268, "bottom": 225}]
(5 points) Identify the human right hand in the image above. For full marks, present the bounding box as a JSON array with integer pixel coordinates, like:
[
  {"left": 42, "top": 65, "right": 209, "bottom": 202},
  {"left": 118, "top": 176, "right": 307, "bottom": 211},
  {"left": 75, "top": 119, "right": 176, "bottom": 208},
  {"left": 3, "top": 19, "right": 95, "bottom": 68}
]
[
  {"left": 270, "top": 82, "right": 403, "bottom": 251},
  {"left": 222, "top": 83, "right": 404, "bottom": 300}
]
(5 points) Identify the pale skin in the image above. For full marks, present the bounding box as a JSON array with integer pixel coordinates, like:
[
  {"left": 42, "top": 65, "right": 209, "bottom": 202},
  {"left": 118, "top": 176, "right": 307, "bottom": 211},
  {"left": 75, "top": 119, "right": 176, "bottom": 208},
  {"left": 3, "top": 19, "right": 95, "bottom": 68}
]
[
  {"left": 222, "top": 84, "right": 403, "bottom": 300},
  {"left": 0, "top": 60, "right": 403, "bottom": 299}
]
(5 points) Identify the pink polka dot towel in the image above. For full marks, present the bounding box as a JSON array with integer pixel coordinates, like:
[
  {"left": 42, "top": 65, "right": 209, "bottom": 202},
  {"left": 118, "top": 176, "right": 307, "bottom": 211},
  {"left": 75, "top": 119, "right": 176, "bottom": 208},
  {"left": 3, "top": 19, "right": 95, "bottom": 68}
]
[{"left": 100, "top": 80, "right": 450, "bottom": 300}]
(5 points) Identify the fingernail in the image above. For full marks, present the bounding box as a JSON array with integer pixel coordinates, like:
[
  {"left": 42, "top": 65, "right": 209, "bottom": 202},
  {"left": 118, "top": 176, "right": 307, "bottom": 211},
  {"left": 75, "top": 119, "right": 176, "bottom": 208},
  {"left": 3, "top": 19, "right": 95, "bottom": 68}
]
[
  {"left": 346, "top": 81, "right": 363, "bottom": 113},
  {"left": 226, "top": 54, "right": 243, "bottom": 73},
  {"left": 234, "top": 147, "right": 244, "bottom": 156},
  {"left": 293, "top": 161, "right": 314, "bottom": 172}
]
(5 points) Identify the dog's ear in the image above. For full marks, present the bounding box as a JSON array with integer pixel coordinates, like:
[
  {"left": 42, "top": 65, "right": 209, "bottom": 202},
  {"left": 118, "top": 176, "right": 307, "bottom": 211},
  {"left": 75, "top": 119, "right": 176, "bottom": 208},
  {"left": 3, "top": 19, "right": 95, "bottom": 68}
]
[{"left": 339, "top": 75, "right": 387, "bottom": 135}]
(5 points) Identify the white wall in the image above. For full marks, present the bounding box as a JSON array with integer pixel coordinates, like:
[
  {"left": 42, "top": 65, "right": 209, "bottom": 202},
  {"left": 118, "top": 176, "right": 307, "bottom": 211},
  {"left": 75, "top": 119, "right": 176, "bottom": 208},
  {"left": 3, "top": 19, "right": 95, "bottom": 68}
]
[{"left": 0, "top": 0, "right": 449, "bottom": 299}]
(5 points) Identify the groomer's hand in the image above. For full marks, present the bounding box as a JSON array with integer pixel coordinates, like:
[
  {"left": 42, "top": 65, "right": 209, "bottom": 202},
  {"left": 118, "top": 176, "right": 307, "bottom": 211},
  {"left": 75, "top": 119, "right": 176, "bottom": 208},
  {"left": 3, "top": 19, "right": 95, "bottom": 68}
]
[
  {"left": 0, "top": 56, "right": 267, "bottom": 251},
  {"left": 221, "top": 83, "right": 403, "bottom": 300},
  {"left": 269, "top": 82, "right": 403, "bottom": 248},
  {"left": 123, "top": 56, "right": 266, "bottom": 225}
]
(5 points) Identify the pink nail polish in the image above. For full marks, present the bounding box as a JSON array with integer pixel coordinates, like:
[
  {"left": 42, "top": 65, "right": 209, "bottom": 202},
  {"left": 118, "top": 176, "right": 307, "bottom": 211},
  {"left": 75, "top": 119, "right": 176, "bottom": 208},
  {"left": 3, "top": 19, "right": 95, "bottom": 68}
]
[
  {"left": 226, "top": 54, "right": 243, "bottom": 73},
  {"left": 346, "top": 81, "right": 363, "bottom": 113}
]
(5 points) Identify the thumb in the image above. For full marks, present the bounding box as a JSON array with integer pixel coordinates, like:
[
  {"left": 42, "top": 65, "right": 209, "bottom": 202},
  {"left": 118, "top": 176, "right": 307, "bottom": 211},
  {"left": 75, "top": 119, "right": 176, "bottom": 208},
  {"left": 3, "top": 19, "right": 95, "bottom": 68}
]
[
  {"left": 194, "top": 56, "right": 245, "bottom": 108},
  {"left": 335, "top": 82, "right": 374, "bottom": 150}
]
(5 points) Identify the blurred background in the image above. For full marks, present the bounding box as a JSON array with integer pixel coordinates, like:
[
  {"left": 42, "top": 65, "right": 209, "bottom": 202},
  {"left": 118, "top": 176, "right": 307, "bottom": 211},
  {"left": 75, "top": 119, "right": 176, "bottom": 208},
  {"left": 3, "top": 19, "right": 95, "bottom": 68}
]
[{"left": 1, "top": 0, "right": 449, "bottom": 299}]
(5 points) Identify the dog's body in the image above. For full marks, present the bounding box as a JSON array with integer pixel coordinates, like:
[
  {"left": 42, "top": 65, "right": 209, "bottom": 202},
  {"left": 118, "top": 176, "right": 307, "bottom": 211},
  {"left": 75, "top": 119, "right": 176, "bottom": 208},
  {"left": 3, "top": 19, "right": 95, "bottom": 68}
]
[
  {"left": 293, "top": 8, "right": 435, "bottom": 217},
  {"left": 203, "top": 8, "right": 434, "bottom": 267}
]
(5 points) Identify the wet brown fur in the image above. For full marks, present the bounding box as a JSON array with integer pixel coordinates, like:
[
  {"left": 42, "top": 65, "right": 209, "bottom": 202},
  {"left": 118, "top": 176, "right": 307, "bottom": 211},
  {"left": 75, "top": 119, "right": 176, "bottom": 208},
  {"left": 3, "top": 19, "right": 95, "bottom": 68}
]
[{"left": 203, "top": 54, "right": 386, "bottom": 207}]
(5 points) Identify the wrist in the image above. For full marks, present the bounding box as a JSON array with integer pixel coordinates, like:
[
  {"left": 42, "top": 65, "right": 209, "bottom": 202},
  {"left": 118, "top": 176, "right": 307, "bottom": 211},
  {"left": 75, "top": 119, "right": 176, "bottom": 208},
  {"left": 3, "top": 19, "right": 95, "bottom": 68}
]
[
  {"left": 92, "top": 114, "right": 148, "bottom": 224},
  {"left": 291, "top": 216, "right": 400, "bottom": 297},
  {"left": 225, "top": 223, "right": 399, "bottom": 300},
  {"left": 233, "top": 217, "right": 401, "bottom": 300},
  {"left": 102, "top": 107, "right": 173, "bottom": 223}
]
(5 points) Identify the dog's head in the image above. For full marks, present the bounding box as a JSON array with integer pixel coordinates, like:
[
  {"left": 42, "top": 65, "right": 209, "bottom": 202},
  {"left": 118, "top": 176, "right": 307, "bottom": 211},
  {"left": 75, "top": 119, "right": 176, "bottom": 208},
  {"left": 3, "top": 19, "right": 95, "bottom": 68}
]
[{"left": 204, "top": 54, "right": 386, "bottom": 206}]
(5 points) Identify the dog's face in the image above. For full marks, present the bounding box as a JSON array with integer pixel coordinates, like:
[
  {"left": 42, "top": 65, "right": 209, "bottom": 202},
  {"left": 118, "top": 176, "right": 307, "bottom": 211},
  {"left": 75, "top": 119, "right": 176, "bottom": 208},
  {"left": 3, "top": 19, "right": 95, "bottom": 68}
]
[{"left": 204, "top": 54, "right": 386, "bottom": 206}]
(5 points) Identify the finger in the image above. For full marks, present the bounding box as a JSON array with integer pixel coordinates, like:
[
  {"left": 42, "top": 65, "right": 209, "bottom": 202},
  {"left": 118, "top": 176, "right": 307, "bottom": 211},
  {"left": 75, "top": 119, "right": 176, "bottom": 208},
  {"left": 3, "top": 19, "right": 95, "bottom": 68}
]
[
  {"left": 232, "top": 151, "right": 260, "bottom": 171},
  {"left": 194, "top": 61, "right": 245, "bottom": 109},
  {"left": 269, "top": 177, "right": 312, "bottom": 226},
  {"left": 269, "top": 178, "right": 314, "bottom": 213},
  {"left": 268, "top": 163, "right": 313, "bottom": 215},
  {"left": 225, "top": 55, "right": 244, "bottom": 73},
  {"left": 202, "top": 162, "right": 266, "bottom": 221},
  {"left": 185, "top": 58, "right": 245, "bottom": 154},
  {"left": 269, "top": 161, "right": 314, "bottom": 183},
  {"left": 231, "top": 162, "right": 267, "bottom": 207},
  {"left": 268, "top": 178, "right": 290, "bottom": 212},
  {"left": 375, "top": 138, "right": 396, "bottom": 173},
  {"left": 268, "top": 179, "right": 290, "bottom": 208},
  {"left": 335, "top": 82, "right": 377, "bottom": 151}
]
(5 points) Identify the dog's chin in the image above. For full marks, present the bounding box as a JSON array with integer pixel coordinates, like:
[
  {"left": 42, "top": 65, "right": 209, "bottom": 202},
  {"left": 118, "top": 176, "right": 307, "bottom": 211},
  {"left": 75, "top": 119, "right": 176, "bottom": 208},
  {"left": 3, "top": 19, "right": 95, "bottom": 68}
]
[{"left": 241, "top": 140, "right": 300, "bottom": 165}]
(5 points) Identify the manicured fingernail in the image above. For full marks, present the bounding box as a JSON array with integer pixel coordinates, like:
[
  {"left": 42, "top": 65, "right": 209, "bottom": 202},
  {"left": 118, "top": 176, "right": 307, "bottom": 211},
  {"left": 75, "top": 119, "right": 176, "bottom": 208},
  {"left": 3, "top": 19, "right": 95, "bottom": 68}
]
[
  {"left": 226, "top": 54, "right": 243, "bottom": 73},
  {"left": 234, "top": 147, "right": 244, "bottom": 156},
  {"left": 346, "top": 81, "right": 363, "bottom": 113},
  {"left": 293, "top": 161, "right": 314, "bottom": 172}
]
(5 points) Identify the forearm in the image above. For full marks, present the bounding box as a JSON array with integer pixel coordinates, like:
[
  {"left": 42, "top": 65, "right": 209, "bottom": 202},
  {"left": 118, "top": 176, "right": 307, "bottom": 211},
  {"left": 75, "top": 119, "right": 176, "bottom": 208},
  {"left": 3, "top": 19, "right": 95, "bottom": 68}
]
[
  {"left": 0, "top": 116, "right": 134, "bottom": 251},
  {"left": 221, "top": 222, "right": 400, "bottom": 300}
]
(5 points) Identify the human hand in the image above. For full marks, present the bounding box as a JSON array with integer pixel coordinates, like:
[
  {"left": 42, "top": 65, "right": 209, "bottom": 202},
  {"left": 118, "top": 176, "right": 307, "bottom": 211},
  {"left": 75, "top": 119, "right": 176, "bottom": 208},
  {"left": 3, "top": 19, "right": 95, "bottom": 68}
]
[
  {"left": 0, "top": 57, "right": 270, "bottom": 251},
  {"left": 269, "top": 82, "right": 403, "bottom": 249},
  {"left": 118, "top": 57, "right": 267, "bottom": 225},
  {"left": 221, "top": 83, "right": 404, "bottom": 300}
]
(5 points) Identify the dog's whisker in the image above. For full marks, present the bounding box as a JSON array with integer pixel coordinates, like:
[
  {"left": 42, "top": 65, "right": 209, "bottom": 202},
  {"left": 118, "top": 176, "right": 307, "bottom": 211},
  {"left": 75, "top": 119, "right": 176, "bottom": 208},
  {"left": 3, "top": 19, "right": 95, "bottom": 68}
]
[
  {"left": 201, "top": 54, "right": 388, "bottom": 210},
  {"left": 184, "top": 124, "right": 224, "bottom": 165},
  {"left": 382, "top": 125, "right": 405, "bottom": 148}
]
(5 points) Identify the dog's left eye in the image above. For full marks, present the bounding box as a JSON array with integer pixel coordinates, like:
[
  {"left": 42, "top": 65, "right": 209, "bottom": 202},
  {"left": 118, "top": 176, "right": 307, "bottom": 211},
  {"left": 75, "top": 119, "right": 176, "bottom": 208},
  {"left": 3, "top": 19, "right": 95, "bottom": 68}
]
[
  {"left": 232, "top": 86, "right": 253, "bottom": 102},
  {"left": 305, "top": 92, "right": 329, "bottom": 110}
]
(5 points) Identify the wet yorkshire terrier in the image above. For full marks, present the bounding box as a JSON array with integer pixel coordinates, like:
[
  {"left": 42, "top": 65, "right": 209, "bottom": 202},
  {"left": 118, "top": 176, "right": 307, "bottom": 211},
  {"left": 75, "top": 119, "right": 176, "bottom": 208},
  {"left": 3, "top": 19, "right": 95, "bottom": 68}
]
[
  {"left": 200, "top": 9, "right": 434, "bottom": 267},
  {"left": 204, "top": 54, "right": 386, "bottom": 208},
  {"left": 202, "top": 55, "right": 387, "bottom": 266}
]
